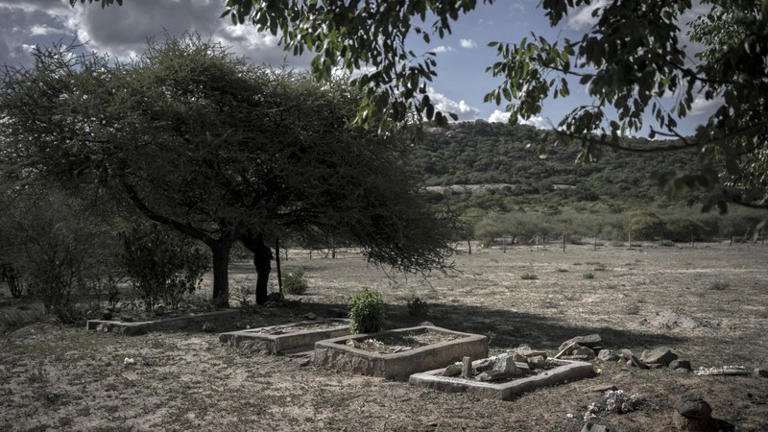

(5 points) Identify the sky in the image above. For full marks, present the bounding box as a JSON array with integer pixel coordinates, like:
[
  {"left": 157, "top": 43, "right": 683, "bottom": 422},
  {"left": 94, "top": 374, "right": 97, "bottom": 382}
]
[{"left": 0, "top": 0, "right": 718, "bottom": 136}]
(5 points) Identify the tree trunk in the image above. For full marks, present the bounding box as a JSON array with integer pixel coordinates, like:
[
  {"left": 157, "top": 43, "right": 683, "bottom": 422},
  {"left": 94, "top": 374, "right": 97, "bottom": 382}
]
[
  {"left": 275, "top": 237, "right": 283, "bottom": 296},
  {"left": 210, "top": 241, "right": 232, "bottom": 308},
  {"left": 242, "top": 233, "right": 272, "bottom": 305}
]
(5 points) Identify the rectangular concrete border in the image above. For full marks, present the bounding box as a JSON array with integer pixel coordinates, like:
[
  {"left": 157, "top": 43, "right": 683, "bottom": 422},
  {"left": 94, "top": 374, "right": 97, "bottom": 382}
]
[
  {"left": 409, "top": 358, "right": 596, "bottom": 400},
  {"left": 314, "top": 325, "right": 488, "bottom": 381},
  {"left": 86, "top": 309, "right": 240, "bottom": 335},
  {"left": 218, "top": 318, "right": 351, "bottom": 354}
]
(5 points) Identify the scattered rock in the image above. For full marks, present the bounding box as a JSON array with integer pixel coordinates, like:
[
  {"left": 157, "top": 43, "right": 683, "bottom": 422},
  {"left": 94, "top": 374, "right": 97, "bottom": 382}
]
[
  {"left": 123, "top": 357, "right": 135, "bottom": 366},
  {"left": 583, "top": 389, "right": 641, "bottom": 422},
  {"left": 304, "top": 312, "right": 318, "bottom": 320},
  {"left": 670, "top": 359, "right": 692, "bottom": 371},
  {"left": 141, "top": 356, "right": 156, "bottom": 367},
  {"left": 753, "top": 368, "right": 767, "bottom": 378},
  {"left": 619, "top": 348, "right": 634, "bottom": 361},
  {"left": 573, "top": 345, "right": 596, "bottom": 359},
  {"left": 298, "top": 357, "right": 312, "bottom": 367},
  {"left": 598, "top": 349, "right": 619, "bottom": 362},
  {"left": 528, "top": 355, "right": 547, "bottom": 369},
  {"left": 559, "top": 334, "right": 602, "bottom": 352},
  {"left": 491, "top": 355, "right": 522, "bottom": 378},
  {"left": 443, "top": 363, "right": 462, "bottom": 377},
  {"left": 626, "top": 355, "right": 648, "bottom": 369},
  {"left": 510, "top": 352, "right": 528, "bottom": 363},
  {"left": 581, "top": 423, "right": 609, "bottom": 432},
  {"left": 476, "top": 370, "right": 509, "bottom": 382},
  {"left": 639, "top": 310, "right": 714, "bottom": 331},
  {"left": 695, "top": 365, "right": 749, "bottom": 376},
  {"left": 584, "top": 384, "right": 618, "bottom": 393},
  {"left": 472, "top": 358, "right": 494, "bottom": 374},
  {"left": 641, "top": 347, "right": 678, "bottom": 366},
  {"left": 677, "top": 397, "right": 712, "bottom": 419}
]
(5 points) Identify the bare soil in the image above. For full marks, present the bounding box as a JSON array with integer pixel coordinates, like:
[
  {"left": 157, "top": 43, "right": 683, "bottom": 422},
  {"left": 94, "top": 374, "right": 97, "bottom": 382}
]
[
  {"left": 345, "top": 329, "right": 460, "bottom": 354},
  {"left": 2, "top": 242, "right": 768, "bottom": 431}
]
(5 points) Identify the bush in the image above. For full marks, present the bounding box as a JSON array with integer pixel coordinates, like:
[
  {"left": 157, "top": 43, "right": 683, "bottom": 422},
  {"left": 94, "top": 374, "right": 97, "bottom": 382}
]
[
  {"left": 283, "top": 269, "right": 308, "bottom": 295},
  {"left": 626, "top": 211, "right": 666, "bottom": 240},
  {"left": 120, "top": 223, "right": 209, "bottom": 312},
  {"left": 0, "top": 190, "right": 119, "bottom": 322},
  {"left": 520, "top": 272, "right": 539, "bottom": 280},
  {"left": 348, "top": 288, "right": 385, "bottom": 333},
  {"left": 583, "top": 272, "right": 595, "bottom": 279},
  {"left": 406, "top": 296, "right": 429, "bottom": 317}
]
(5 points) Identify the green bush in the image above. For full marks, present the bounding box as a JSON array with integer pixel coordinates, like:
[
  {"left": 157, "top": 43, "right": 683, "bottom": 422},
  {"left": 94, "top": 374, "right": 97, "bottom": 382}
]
[
  {"left": 348, "top": 288, "right": 385, "bottom": 333},
  {"left": 626, "top": 211, "right": 666, "bottom": 240},
  {"left": 283, "top": 269, "right": 308, "bottom": 295},
  {"left": 120, "top": 223, "right": 209, "bottom": 312}
]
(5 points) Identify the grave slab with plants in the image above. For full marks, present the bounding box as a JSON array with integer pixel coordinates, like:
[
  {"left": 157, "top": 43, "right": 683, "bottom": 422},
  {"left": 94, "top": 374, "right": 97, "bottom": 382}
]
[
  {"left": 409, "top": 350, "right": 596, "bottom": 400},
  {"left": 218, "top": 318, "right": 351, "bottom": 354},
  {"left": 313, "top": 325, "right": 488, "bottom": 381}
]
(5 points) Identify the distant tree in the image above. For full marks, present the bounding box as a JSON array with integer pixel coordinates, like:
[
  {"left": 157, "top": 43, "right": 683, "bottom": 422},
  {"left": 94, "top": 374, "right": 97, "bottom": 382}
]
[
  {"left": 0, "top": 36, "right": 455, "bottom": 307},
  {"left": 69, "top": 0, "right": 768, "bottom": 210}
]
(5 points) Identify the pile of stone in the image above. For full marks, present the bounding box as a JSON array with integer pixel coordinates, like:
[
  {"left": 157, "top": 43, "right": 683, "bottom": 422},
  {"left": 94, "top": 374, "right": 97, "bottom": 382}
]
[
  {"left": 583, "top": 388, "right": 642, "bottom": 422},
  {"left": 673, "top": 396, "right": 734, "bottom": 431},
  {"left": 555, "top": 334, "right": 694, "bottom": 373},
  {"left": 554, "top": 334, "right": 604, "bottom": 361},
  {"left": 441, "top": 346, "right": 550, "bottom": 382}
]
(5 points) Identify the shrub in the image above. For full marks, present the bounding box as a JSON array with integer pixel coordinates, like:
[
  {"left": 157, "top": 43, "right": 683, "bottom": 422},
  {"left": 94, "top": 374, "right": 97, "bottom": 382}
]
[
  {"left": 283, "top": 269, "right": 308, "bottom": 295},
  {"left": 626, "top": 211, "right": 666, "bottom": 240},
  {"left": 664, "top": 217, "right": 705, "bottom": 242},
  {"left": 583, "top": 272, "right": 595, "bottom": 279},
  {"left": 0, "top": 263, "right": 23, "bottom": 298},
  {"left": 406, "top": 296, "right": 429, "bottom": 317},
  {"left": 120, "top": 223, "right": 209, "bottom": 312},
  {"left": 708, "top": 281, "right": 730, "bottom": 291},
  {"left": 348, "top": 288, "right": 385, "bottom": 333},
  {"left": 520, "top": 272, "right": 539, "bottom": 280}
]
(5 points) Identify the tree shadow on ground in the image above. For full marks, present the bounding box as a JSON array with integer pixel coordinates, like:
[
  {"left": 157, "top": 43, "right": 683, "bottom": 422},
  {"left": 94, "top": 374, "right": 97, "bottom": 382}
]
[{"left": 230, "top": 300, "right": 686, "bottom": 352}]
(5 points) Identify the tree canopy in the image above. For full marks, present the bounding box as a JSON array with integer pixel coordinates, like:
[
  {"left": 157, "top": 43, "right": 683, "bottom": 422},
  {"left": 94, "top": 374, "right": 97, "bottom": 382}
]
[
  {"left": 0, "top": 36, "right": 456, "bottom": 307},
  {"left": 71, "top": 0, "right": 768, "bottom": 211}
]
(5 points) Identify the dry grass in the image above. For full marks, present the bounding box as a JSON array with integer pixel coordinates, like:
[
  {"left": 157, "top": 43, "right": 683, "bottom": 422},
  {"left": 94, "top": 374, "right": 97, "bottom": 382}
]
[{"left": 2, "top": 242, "right": 768, "bottom": 431}]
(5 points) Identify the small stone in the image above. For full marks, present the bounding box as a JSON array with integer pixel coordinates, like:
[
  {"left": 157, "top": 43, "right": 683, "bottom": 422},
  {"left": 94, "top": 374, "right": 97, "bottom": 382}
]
[
  {"left": 141, "top": 356, "right": 156, "bottom": 367},
  {"left": 598, "top": 349, "right": 619, "bottom": 362},
  {"left": 123, "top": 357, "right": 135, "bottom": 366},
  {"left": 619, "top": 348, "right": 634, "bottom": 361},
  {"left": 443, "top": 363, "right": 462, "bottom": 377},
  {"left": 298, "top": 358, "right": 312, "bottom": 367},
  {"left": 641, "top": 347, "right": 678, "bottom": 366},
  {"left": 510, "top": 352, "right": 528, "bottom": 363},
  {"left": 754, "top": 368, "right": 768, "bottom": 378},
  {"left": 674, "top": 367, "right": 691, "bottom": 374},
  {"left": 515, "top": 361, "right": 531, "bottom": 373},
  {"left": 528, "top": 355, "right": 547, "bottom": 369},
  {"left": 491, "top": 356, "right": 522, "bottom": 378},
  {"left": 670, "top": 359, "right": 692, "bottom": 371},
  {"left": 419, "top": 321, "right": 435, "bottom": 327},
  {"left": 472, "top": 358, "right": 494, "bottom": 374},
  {"left": 625, "top": 354, "right": 648, "bottom": 369},
  {"left": 572, "top": 345, "right": 596, "bottom": 359},
  {"left": 475, "top": 371, "right": 507, "bottom": 382},
  {"left": 201, "top": 322, "right": 215, "bottom": 333},
  {"left": 304, "top": 312, "right": 318, "bottom": 320},
  {"left": 677, "top": 397, "right": 712, "bottom": 419},
  {"left": 581, "top": 423, "right": 609, "bottom": 432},
  {"left": 559, "top": 334, "right": 602, "bottom": 352}
]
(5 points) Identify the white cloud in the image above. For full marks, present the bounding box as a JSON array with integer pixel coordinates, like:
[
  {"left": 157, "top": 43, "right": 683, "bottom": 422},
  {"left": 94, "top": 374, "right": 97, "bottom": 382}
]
[
  {"left": 459, "top": 38, "right": 477, "bottom": 49},
  {"left": 488, "top": 109, "right": 511, "bottom": 123},
  {"left": 487, "top": 110, "right": 550, "bottom": 129},
  {"left": 431, "top": 45, "right": 453, "bottom": 54},
  {"left": 428, "top": 88, "right": 480, "bottom": 121},
  {"left": 690, "top": 94, "right": 723, "bottom": 116},
  {"left": 567, "top": 0, "right": 609, "bottom": 30}
]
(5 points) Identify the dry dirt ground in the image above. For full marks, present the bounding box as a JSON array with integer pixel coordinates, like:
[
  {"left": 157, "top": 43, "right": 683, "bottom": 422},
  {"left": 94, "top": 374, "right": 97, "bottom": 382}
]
[{"left": 2, "top": 242, "right": 768, "bottom": 431}]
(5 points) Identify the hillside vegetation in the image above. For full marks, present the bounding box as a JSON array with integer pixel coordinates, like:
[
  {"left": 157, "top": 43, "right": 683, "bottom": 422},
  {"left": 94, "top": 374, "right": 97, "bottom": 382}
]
[{"left": 410, "top": 121, "right": 767, "bottom": 244}]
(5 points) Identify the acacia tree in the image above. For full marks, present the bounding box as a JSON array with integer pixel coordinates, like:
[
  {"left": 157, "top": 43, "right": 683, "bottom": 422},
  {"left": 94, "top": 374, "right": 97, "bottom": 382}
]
[
  {"left": 72, "top": 0, "right": 768, "bottom": 210},
  {"left": 0, "top": 37, "right": 455, "bottom": 307}
]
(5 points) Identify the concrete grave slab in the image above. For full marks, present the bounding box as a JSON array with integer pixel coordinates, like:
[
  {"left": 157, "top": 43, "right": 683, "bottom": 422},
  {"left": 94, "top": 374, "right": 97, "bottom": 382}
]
[
  {"left": 409, "top": 358, "right": 595, "bottom": 400},
  {"left": 314, "top": 325, "right": 488, "bottom": 381},
  {"left": 86, "top": 309, "right": 240, "bottom": 335},
  {"left": 219, "top": 318, "right": 351, "bottom": 354}
]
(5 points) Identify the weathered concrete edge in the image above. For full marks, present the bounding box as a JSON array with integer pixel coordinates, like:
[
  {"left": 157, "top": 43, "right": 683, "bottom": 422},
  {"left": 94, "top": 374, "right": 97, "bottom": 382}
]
[
  {"left": 218, "top": 318, "right": 351, "bottom": 354},
  {"left": 314, "top": 325, "right": 487, "bottom": 360},
  {"left": 409, "top": 360, "right": 596, "bottom": 400},
  {"left": 86, "top": 309, "right": 240, "bottom": 335}
]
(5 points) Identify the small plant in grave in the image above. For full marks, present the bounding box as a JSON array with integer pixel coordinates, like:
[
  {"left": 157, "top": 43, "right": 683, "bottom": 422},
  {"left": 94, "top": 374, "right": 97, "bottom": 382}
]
[
  {"left": 283, "top": 268, "right": 308, "bottom": 295},
  {"left": 348, "top": 288, "right": 385, "bottom": 333},
  {"left": 520, "top": 272, "right": 538, "bottom": 280},
  {"left": 406, "top": 296, "right": 429, "bottom": 317}
]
